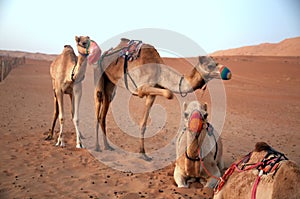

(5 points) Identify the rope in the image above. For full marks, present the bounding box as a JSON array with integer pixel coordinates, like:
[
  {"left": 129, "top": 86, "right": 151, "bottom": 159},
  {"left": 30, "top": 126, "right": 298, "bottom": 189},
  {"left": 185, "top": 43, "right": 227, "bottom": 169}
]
[
  {"left": 200, "top": 157, "right": 222, "bottom": 181},
  {"left": 252, "top": 170, "right": 263, "bottom": 199},
  {"left": 179, "top": 76, "right": 188, "bottom": 97}
]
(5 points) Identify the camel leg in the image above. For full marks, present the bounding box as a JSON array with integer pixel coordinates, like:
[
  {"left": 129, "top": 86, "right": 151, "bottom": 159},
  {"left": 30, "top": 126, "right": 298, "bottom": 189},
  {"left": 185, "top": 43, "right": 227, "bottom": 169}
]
[
  {"left": 174, "top": 166, "right": 189, "bottom": 188},
  {"left": 139, "top": 95, "right": 156, "bottom": 161},
  {"left": 55, "top": 91, "right": 65, "bottom": 147},
  {"left": 100, "top": 92, "right": 113, "bottom": 151},
  {"left": 46, "top": 91, "right": 59, "bottom": 140},
  {"left": 94, "top": 90, "right": 102, "bottom": 151},
  {"left": 138, "top": 85, "right": 173, "bottom": 99},
  {"left": 73, "top": 83, "right": 84, "bottom": 148},
  {"left": 203, "top": 159, "right": 222, "bottom": 189},
  {"left": 69, "top": 93, "right": 74, "bottom": 119}
]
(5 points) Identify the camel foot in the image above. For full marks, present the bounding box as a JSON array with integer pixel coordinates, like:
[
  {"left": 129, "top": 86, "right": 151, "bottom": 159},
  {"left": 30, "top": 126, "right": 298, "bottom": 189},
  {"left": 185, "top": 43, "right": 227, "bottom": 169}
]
[
  {"left": 45, "top": 134, "right": 53, "bottom": 140},
  {"left": 177, "top": 184, "right": 189, "bottom": 188},
  {"left": 95, "top": 144, "right": 101, "bottom": 152},
  {"left": 76, "top": 143, "right": 84, "bottom": 149},
  {"left": 139, "top": 153, "right": 152, "bottom": 161},
  {"left": 104, "top": 145, "right": 114, "bottom": 151},
  {"left": 55, "top": 140, "right": 65, "bottom": 147}
]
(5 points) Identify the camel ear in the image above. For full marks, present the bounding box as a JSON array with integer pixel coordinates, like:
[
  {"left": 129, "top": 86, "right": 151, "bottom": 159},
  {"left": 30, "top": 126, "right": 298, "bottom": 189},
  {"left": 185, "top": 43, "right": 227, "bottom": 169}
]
[
  {"left": 199, "top": 56, "right": 210, "bottom": 65},
  {"left": 75, "top": 36, "right": 80, "bottom": 43}
]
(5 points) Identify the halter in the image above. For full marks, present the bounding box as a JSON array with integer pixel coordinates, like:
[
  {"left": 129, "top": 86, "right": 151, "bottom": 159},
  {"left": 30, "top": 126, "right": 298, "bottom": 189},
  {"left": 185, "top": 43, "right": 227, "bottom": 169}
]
[
  {"left": 77, "top": 39, "right": 91, "bottom": 56},
  {"left": 71, "top": 40, "right": 91, "bottom": 82}
]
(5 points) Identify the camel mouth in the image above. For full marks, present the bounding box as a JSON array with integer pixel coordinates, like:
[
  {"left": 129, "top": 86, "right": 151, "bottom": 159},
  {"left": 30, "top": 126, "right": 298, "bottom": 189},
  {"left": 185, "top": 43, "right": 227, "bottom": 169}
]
[
  {"left": 87, "top": 40, "right": 102, "bottom": 64},
  {"left": 188, "top": 110, "right": 204, "bottom": 133},
  {"left": 219, "top": 66, "right": 232, "bottom": 80}
]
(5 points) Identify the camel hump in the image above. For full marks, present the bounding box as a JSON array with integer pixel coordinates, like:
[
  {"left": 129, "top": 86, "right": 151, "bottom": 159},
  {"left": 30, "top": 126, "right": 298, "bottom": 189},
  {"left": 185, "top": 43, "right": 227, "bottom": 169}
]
[
  {"left": 64, "top": 45, "right": 72, "bottom": 49},
  {"left": 61, "top": 45, "right": 75, "bottom": 56},
  {"left": 255, "top": 142, "right": 271, "bottom": 152},
  {"left": 121, "top": 38, "right": 130, "bottom": 42}
]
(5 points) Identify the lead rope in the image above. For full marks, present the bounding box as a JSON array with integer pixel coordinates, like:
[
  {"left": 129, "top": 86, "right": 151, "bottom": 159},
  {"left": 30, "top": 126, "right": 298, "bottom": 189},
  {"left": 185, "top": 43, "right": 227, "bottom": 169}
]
[
  {"left": 199, "top": 157, "right": 223, "bottom": 181},
  {"left": 251, "top": 170, "right": 263, "bottom": 199}
]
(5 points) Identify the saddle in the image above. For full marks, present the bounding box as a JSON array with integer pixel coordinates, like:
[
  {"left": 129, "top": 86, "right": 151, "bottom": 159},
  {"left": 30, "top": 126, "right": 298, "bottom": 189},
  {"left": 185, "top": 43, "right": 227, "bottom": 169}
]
[
  {"left": 98, "top": 38, "right": 143, "bottom": 70},
  {"left": 215, "top": 143, "right": 288, "bottom": 198}
]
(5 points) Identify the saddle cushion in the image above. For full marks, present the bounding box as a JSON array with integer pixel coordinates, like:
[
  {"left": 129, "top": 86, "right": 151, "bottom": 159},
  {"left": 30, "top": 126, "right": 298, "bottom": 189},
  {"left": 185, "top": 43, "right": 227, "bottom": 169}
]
[{"left": 88, "top": 41, "right": 102, "bottom": 64}]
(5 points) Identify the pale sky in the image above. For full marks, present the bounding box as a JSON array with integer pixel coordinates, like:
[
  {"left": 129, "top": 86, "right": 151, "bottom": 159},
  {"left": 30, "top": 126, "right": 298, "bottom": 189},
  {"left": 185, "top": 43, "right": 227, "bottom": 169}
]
[{"left": 0, "top": 0, "right": 299, "bottom": 55}]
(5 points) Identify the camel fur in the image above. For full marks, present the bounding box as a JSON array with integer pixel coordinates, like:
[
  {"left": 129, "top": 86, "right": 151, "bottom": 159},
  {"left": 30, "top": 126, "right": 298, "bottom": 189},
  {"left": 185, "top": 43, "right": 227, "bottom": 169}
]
[
  {"left": 214, "top": 142, "right": 300, "bottom": 199},
  {"left": 94, "top": 38, "right": 231, "bottom": 160},
  {"left": 174, "top": 101, "right": 224, "bottom": 188},
  {"left": 46, "top": 36, "right": 101, "bottom": 148}
]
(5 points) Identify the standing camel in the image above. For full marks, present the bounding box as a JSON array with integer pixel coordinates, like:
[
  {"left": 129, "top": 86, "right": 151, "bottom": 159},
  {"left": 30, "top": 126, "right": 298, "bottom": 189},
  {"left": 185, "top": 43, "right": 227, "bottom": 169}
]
[
  {"left": 95, "top": 39, "right": 231, "bottom": 160},
  {"left": 46, "top": 36, "right": 101, "bottom": 148}
]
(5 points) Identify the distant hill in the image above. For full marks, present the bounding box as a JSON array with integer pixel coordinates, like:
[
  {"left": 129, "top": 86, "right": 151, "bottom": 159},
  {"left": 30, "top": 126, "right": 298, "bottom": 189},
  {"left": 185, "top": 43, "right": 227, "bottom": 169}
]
[
  {"left": 0, "top": 50, "right": 57, "bottom": 61},
  {"left": 211, "top": 37, "right": 300, "bottom": 56}
]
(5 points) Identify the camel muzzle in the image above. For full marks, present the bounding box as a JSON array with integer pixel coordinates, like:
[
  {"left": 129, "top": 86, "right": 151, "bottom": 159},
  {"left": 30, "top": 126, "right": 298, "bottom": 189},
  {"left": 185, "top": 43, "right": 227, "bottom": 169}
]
[
  {"left": 219, "top": 66, "right": 232, "bottom": 80},
  {"left": 188, "top": 110, "right": 205, "bottom": 135}
]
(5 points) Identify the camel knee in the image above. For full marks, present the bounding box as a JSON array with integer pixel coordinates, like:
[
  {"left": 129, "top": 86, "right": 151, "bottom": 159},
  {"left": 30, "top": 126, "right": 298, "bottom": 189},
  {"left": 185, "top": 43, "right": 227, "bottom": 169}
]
[
  {"left": 59, "top": 117, "right": 64, "bottom": 125},
  {"left": 162, "top": 89, "right": 173, "bottom": 99},
  {"left": 96, "top": 91, "right": 103, "bottom": 102}
]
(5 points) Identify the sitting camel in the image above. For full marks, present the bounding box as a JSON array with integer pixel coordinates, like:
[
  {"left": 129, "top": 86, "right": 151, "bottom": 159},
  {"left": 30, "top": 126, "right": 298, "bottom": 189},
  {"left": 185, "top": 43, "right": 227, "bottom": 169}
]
[
  {"left": 174, "top": 100, "right": 224, "bottom": 188},
  {"left": 214, "top": 142, "right": 300, "bottom": 199},
  {"left": 94, "top": 38, "right": 232, "bottom": 160},
  {"left": 46, "top": 36, "right": 101, "bottom": 148}
]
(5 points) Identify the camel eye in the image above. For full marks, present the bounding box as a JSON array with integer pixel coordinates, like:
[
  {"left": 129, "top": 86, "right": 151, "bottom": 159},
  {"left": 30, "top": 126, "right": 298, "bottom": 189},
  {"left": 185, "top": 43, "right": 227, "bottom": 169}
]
[
  {"left": 82, "top": 42, "right": 87, "bottom": 46},
  {"left": 208, "top": 64, "right": 215, "bottom": 70}
]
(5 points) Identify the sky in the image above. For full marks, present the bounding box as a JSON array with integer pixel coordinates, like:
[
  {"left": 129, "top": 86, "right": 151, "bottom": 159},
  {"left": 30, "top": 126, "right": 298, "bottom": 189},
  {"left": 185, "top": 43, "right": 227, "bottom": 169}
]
[{"left": 0, "top": 0, "right": 299, "bottom": 56}]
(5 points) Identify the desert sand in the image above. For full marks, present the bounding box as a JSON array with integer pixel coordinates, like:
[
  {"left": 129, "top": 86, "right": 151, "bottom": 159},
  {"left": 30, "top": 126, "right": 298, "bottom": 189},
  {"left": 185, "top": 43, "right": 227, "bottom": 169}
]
[{"left": 0, "top": 55, "right": 299, "bottom": 199}]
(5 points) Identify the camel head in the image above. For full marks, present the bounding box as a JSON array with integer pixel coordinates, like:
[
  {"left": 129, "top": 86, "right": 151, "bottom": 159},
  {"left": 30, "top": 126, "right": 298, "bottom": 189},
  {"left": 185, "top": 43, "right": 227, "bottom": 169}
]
[
  {"left": 196, "top": 56, "right": 232, "bottom": 82},
  {"left": 183, "top": 101, "right": 208, "bottom": 148},
  {"left": 75, "top": 36, "right": 101, "bottom": 64}
]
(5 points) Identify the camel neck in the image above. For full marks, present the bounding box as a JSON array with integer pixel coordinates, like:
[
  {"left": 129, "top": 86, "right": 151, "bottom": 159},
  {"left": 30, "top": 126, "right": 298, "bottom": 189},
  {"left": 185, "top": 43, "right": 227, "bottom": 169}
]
[
  {"left": 72, "top": 54, "right": 87, "bottom": 82},
  {"left": 186, "top": 138, "right": 200, "bottom": 159},
  {"left": 159, "top": 66, "right": 206, "bottom": 94}
]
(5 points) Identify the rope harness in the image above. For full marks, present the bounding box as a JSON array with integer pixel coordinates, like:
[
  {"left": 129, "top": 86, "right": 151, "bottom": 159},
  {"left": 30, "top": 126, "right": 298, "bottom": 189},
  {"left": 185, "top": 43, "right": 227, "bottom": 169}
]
[
  {"left": 184, "top": 110, "right": 221, "bottom": 181},
  {"left": 214, "top": 148, "right": 288, "bottom": 199},
  {"left": 98, "top": 40, "right": 142, "bottom": 91}
]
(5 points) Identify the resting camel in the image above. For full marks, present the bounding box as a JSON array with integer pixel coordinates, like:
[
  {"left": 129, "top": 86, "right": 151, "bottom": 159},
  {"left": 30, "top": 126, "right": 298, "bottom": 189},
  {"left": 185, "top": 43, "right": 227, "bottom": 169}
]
[
  {"left": 95, "top": 38, "right": 231, "bottom": 160},
  {"left": 214, "top": 142, "right": 300, "bottom": 199},
  {"left": 46, "top": 36, "right": 101, "bottom": 148},
  {"left": 174, "top": 101, "right": 224, "bottom": 188}
]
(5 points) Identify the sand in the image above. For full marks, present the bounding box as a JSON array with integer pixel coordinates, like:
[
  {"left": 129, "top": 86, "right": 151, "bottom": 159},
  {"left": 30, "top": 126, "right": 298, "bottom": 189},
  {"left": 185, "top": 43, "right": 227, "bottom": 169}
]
[{"left": 0, "top": 56, "right": 299, "bottom": 199}]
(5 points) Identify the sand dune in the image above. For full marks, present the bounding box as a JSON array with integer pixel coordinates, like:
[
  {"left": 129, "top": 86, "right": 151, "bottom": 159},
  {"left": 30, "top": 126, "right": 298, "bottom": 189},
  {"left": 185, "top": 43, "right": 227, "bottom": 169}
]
[{"left": 211, "top": 37, "right": 300, "bottom": 56}]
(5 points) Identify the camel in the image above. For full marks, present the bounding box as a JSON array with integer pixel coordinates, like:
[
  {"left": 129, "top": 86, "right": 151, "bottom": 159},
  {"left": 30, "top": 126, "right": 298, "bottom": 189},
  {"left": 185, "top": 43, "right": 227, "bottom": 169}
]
[
  {"left": 94, "top": 38, "right": 231, "bottom": 160},
  {"left": 214, "top": 142, "right": 300, "bottom": 199},
  {"left": 46, "top": 36, "right": 101, "bottom": 148},
  {"left": 174, "top": 100, "right": 224, "bottom": 189}
]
